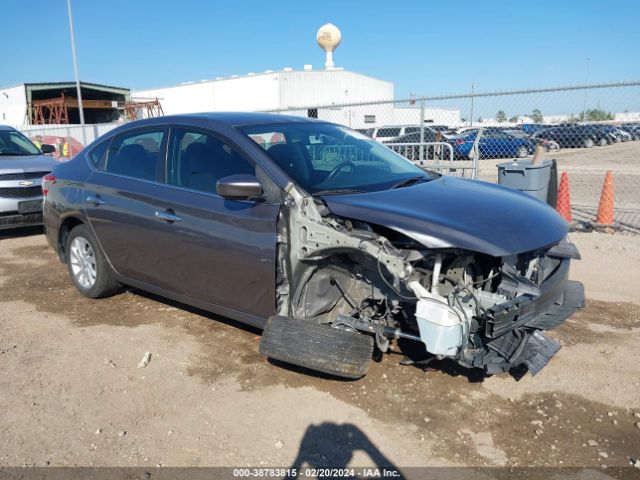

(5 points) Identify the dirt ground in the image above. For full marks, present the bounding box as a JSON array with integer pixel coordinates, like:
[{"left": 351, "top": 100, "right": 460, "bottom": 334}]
[{"left": 1, "top": 227, "right": 639, "bottom": 475}]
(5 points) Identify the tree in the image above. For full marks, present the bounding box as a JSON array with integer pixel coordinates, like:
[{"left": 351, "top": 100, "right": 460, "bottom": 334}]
[
  {"left": 530, "top": 109, "right": 543, "bottom": 123},
  {"left": 477, "top": 116, "right": 483, "bottom": 123},
  {"left": 579, "top": 108, "right": 615, "bottom": 122},
  {"left": 495, "top": 110, "right": 507, "bottom": 123},
  {"left": 509, "top": 115, "right": 519, "bottom": 123}
]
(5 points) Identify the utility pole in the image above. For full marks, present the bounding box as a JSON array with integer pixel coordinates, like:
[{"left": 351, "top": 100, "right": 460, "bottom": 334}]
[
  {"left": 469, "top": 82, "right": 476, "bottom": 127},
  {"left": 66, "top": 0, "right": 86, "bottom": 143},
  {"left": 581, "top": 58, "right": 590, "bottom": 123}
]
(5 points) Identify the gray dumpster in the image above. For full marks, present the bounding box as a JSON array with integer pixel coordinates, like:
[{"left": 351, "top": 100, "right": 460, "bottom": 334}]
[{"left": 498, "top": 159, "right": 555, "bottom": 204}]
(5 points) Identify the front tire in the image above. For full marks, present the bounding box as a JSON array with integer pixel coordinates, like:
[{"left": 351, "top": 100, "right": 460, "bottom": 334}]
[
  {"left": 66, "top": 225, "right": 120, "bottom": 299},
  {"left": 583, "top": 138, "right": 594, "bottom": 148},
  {"left": 598, "top": 137, "right": 608, "bottom": 147},
  {"left": 260, "top": 316, "right": 374, "bottom": 379}
]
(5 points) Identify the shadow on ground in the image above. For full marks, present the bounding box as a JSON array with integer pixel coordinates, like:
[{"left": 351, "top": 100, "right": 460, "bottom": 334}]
[{"left": 286, "top": 423, "right": 401, "bottom": 478}]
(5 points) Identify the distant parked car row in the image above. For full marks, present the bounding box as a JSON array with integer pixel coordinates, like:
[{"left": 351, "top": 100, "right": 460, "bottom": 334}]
[
  {"left": 532, "top": 123, "right": 639, "bottom": 148},
  {"left": 372, "top": 121, "right": 640, "bottom": 161}
]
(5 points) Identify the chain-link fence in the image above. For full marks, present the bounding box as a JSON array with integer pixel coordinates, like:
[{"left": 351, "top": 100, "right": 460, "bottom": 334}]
[
  {"left": 16, "top": 81, "right": 640, "bottom": 230},
  {"left": 262, "top": 81, "right": 640, "bottom": 231}
]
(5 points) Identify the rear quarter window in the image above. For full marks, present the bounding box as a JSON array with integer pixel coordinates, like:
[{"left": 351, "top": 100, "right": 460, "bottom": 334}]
[{"left": 87, "top": 139, "right": 110, "bottom": 170}]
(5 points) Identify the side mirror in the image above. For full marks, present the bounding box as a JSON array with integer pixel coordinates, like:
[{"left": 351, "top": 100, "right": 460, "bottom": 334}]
[
  {"left": 40, "top": 144, "right": 56, "bottom": 154},
  {"left": 216, "top": 174, "right": 262, "bottom": 199}
]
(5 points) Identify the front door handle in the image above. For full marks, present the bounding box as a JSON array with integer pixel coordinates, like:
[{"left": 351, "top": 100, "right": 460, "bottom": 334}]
[
  {"left": 86, "top": 195, "right": 105, "bottom": 206},
  {"left": 155, "top": 210, "right": 182, "bottom": 223}
]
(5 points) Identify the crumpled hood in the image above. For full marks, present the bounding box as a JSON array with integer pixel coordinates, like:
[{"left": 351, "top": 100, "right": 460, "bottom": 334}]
[
  {"left": 321, "top": 176, "right": 568, "bottom": 257},
  {"left": 0, "top": 154, "right": 57, "bottom": 172}
]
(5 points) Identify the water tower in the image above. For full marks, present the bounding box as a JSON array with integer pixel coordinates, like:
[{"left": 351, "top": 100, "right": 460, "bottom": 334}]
[{"left": 316, "top": 23, "right": 341, "bottom": 70}]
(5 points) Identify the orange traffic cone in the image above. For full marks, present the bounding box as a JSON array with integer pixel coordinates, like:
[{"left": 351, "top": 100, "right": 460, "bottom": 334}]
[
  {"left": 556, "top": 172, "right": 572, "bottom": 222},
  {"left": 596, "top": 171, "right": 614, "bottom": 226}
]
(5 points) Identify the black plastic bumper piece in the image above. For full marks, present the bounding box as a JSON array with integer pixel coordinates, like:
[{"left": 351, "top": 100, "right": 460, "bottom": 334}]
[
  {"left": 485, "top": 257, "right": 582, "bottom": 339},
  {"left": 0, "top": 212, "right": 43, "bottom": 230},
  {"left": 463, "top": 250, "right": 585, "bottom": 376}
]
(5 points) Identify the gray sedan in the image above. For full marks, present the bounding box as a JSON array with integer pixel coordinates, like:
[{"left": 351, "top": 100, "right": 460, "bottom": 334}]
[
  {"left": 0, "top": 125, "right": 57, "bottom": 230},
  {"left": 43, "top": 113, "right": 583, "bottom": 380}
]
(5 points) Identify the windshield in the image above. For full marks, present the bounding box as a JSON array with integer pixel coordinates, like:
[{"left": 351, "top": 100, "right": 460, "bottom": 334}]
[
  {"left": 0, "top": 130, "right": 41, "bottom": 156},
  {"left": 240, "top": 122, "right": 436, "bottom": 194}
]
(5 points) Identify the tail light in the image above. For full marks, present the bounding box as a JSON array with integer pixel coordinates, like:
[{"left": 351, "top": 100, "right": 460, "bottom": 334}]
[
  {"left": 42, "top": 174, "right": 56, "bottom": 197},
  {"left": 455, "top": 139, "right": 465, "bottom": 145}
]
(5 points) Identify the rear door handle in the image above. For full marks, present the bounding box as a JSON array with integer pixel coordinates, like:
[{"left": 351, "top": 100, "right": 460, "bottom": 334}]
[
  {"left": 155, "top": 210, "right": 182, "bottom": 223},
  {"left": 86, "top": 195, "right": 105, "bottom": 206}
]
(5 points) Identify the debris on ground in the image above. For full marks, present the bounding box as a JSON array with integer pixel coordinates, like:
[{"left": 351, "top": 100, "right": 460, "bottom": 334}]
[{"left": 137, "top": 352, "right": 152, "bottom": 369}]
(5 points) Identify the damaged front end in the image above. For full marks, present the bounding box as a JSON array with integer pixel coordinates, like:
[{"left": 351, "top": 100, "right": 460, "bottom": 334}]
[{"left": 271, "top": 182, "right": 585, "bottom": 378}]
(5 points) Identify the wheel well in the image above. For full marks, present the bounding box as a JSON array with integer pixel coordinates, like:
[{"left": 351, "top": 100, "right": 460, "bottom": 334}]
[{"left": 58, "top": 217, "right": 84, "bottom": 262}]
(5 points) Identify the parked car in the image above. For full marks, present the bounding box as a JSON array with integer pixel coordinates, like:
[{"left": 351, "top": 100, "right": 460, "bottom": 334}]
[
  {"left": 533, "top": 125, "right": 608, "bottom": 148},
  {"left": 368, "top": 125, "right": 430, "bottom": 143},
  {"left": 519, "top": 124, "right": 550, "bottom": 135},
  {"left": 382, "top": 129, "right": 446, "bottom": 161},
  {"left": 618, "top": 124, "right": 640, "bottom": 140},
  {"left": 586, "top": 124, "right": 624, "bottom": 143},
  {"left": 0, "top": 125, "right": 57, "bottom": 230},
  {"left": 451, "top": 128, "right": 535, "bottom": 159},
  {"left": 44, "top": 113, "right": 583, "bottom": 379},
  {"left": 503, "top": 129, "right": 560, "bottom": 152},
  {"left": 606, "top": 126, "right": 632, "bottom": 142}
]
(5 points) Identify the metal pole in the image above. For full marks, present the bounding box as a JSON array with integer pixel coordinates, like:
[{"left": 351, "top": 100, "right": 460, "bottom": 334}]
[
  {"left": 469, "top": 82, "right": 475, "bottom": 127},
  {"left": 581, "top": 58, "right": 590, "bottom": 123},
  {"left": 66, "top": 0, "right": 86, "bottom": 144},
  {"left": 419, "top": 100, "right": 425, "bottom": 161}
]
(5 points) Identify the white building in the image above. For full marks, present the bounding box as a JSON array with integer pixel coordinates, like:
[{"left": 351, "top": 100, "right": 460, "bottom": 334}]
[
  {"left": 133, "top": 67, "right": 460, "bottom": 129},
  {"left": 134, "top": 68, "right": 392, "bottom": 113}
]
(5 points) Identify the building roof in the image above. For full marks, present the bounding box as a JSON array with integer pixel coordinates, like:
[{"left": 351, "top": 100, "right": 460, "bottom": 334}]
[
  {"left": 1, "top": 81, "right": 130, "bottom": 93},
  {"left": 133, "top": 68, "right": 392, "bottom": 93}
]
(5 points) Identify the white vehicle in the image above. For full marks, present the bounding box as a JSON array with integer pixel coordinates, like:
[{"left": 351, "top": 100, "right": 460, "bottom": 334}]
[{"left": 367, "top": 125, "right": 449, "bottom": 143}]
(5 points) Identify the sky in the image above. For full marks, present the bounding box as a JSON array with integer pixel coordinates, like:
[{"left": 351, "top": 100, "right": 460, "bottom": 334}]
[{"left": 2, "top": 0, "right": 639, "bottom": 99}]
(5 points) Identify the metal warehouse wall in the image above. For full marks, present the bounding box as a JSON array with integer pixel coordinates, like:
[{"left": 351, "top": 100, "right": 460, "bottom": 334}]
[
  {"left": 213, "top": 74, "right": 280, "bottom": 111},
  {"left": 133, "top": 81, "right": 217, "bottom": 115},
  {"left": 132, "top": 69, "right": 394, "bottom": 116},
  {"left": 278, "top": 70, "right": 394, "bottom": 109},
  {"left": 133, "top": 73, "right": 282, "bottom": 114},
  {"left": 391, "top": 107, "right": 461, "bottom": 126},
  {"left": 0, "top": 85, "right": 28, "bottom": 126}
]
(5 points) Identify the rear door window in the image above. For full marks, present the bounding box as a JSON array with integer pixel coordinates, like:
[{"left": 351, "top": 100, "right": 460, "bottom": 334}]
[{"left": 105, "top": 129, "right": 166, "bottom": 181}]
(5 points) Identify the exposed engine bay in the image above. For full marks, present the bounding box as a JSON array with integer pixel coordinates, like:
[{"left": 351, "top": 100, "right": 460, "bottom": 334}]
[{"left": 273, "top": 182, "right": 585, "bottom": 377}]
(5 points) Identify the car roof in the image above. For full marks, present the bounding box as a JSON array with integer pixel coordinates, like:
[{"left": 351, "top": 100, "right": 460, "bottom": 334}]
[
  {"left": 0, "top": 125, "right": 17, "bottom": 131},
  {"left": 118, "top": 112, "right": 329, "bottom": 129}
]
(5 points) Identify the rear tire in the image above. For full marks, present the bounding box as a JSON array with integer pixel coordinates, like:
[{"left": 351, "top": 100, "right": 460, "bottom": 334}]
[
  {"left": 260, "top": 316, "right": 374, "bottom": 379},
  {"left": 583, "top": 138, "right": 594, "bottom": 148},
  {"left": 598, "top": 137, "right": 608, "bottom": 147},
  {"left": 66, "top": 225, "right": 120, "bottom": 299}
]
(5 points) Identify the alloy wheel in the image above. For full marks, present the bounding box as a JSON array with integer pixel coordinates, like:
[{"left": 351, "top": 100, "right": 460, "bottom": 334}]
[{"left": 69, "top": 236, "right": 97, "bottom": 289}]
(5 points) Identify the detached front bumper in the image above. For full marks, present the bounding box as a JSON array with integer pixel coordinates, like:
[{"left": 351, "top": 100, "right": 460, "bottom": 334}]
[{"left": 461, "top": 242, "right": 585, "bottom": 376}]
